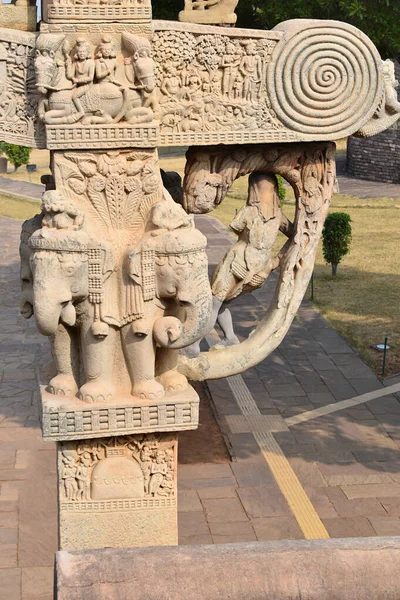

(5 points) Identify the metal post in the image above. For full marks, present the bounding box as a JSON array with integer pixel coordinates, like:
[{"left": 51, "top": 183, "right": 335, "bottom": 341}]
[
  {"left": 382, "top": 337, "right": 389, "bottom": 379},
  {"left": 310, "top": 272, "right": 314, "bottom": 301}
]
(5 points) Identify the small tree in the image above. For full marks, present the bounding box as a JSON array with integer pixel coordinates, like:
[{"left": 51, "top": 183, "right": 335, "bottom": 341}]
[
  {"left": 276, "top": 174, "right": 286, "bottom": 204},
  {"left": 322, "top": 212, "right": 352, "bottom": 276},
  {"left": 3, "top": 144, "right": 31, "bottom": 171}
]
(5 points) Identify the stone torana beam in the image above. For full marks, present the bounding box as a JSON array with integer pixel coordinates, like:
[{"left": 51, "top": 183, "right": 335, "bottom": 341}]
[{"left": 0, "top": 0, "right": 399, "bottom": 554}]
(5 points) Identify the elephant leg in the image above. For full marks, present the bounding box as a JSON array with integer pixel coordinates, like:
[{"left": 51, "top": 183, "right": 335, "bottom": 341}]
[
  {"left": 156, "top": 348, "right": 188, "bottom": 393},
  {"left": 78, "top": 319, "right": 116, "bottom": 403},
  {"left": 121, "top": 324, "right": 164, "bottom": 401},
  {"left": 48, "top": 324, "right": 79, "bottom": 397}
]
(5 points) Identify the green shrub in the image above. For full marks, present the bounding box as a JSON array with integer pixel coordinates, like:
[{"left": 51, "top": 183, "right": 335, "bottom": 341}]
[
  {"left": 276, "top": 174, "right": 286, "bottom": 204},
  {"left": 1, "top": 144, "right": 31, "bottom": 171},
  {"left": 322, "top": 212, "right": 352, "bottom": 276}
]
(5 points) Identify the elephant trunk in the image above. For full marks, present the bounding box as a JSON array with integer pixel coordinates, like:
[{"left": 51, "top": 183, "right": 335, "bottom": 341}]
[
  {"left": 153, "top": 295, "right": 212, "bottom": 350},
  {"left": 34, "top": 300, "right": 63, "bottom": 337}
]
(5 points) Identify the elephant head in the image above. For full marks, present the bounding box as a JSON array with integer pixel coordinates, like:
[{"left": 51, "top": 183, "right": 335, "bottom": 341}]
[
  {"left": 129, "top": 199, "right": 213, "bottom": 349},
  {"left": 27, "top": 191, "right": 113, "bottom": 337},
  {"left": 29, "top": 230, "right": 91, "bottom": 336},
  {"left": 19, "top": 212, "right": 43, "bottom": 321}
]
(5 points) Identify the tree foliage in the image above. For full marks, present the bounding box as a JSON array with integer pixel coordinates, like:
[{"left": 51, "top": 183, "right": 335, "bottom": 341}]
[
  {"left": 154, "top": 0, "right": 400, "bottom": 58},
  {"left": 322, "top": 212, "right": 352, "bottom": 276},
  {"left": 0, "top": 143, "right": 31, "bottom": 171},
  {"left": 276, "top": 174, "right": 286, "bottom": 204}
]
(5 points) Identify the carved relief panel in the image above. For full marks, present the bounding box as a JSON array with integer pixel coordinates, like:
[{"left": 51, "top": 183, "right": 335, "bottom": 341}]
[
  {"left": 35, "top": 30, "right": 159, "bottom": 148},
  {"left": 58, "top": 433, "right": 178, "bottom": 549},
  {"left": 0, "top": 28, "right": 44, "bottom": 147},
  {"left": 59, "top": 434, "right": 176, "bottom": 505},
  {"left": 153, "top": 23, "right": 287, "bottom": 146}
]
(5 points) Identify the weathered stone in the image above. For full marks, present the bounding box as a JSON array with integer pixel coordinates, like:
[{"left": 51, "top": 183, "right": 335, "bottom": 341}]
[
  {"left": 58, "top": 433, "right": 178, "bottom": 550},
  {"left": 56, "top": 537, "right": 400, "bottom": 599},
  {"left": 0, "top": 5, "right": 36, "bottom": 32}
]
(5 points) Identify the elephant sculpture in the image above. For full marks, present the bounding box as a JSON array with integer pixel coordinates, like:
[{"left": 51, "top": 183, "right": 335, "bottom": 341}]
[{"left": 24, "top": 191, "right": 213, "bottom": 403}]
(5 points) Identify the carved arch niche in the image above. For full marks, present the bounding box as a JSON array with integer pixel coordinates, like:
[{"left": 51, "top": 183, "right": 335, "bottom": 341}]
[{"left": 179, "top": 142, "right": 336, "bottom": 381}]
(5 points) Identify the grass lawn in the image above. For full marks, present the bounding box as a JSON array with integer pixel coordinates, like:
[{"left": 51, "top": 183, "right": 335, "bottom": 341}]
[
  {"left": 1, "top": 148, "right": 398, "bottom": 377},
  {"left": 0, "top": 193, "right": 40, "bottom": 221}
]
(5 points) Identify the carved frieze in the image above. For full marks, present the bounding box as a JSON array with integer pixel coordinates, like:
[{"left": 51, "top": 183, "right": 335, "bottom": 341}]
[
  {"left": 0, "top": 28, "right": 44, "bottom": 147},
  {"left": 153, "top": 23, "right": 286, "bottom": 146},
  {"left": 34, "top": 31, "right": 159, "bottom": 148},
  {"left": 59, "top": 434, "right": 176, "bottom": 504},
  {"left": 58, "top": 433, "right": 178, "bottom": 549}
]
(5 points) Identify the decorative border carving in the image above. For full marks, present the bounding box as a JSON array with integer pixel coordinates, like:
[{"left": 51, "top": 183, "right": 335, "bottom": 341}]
[
  {"left": 45, "top": 124, "right": 159, "bottom": 149},
  {"left": 60, "top": 497, "right": 176, "bottom": 511},
  {"left": 41, "top": 386, "right": 199, "bottom": 440},
  {"left": 160, "top": 130, "right": 300, "bottom": 146},
  {"left": 47, "top": 4, "right": 151, "bottom": 23}
]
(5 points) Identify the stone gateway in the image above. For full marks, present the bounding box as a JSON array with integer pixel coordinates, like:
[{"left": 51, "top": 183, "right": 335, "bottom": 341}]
[{"left": 0, "top": 0, "right": 398, "bottom": 554}]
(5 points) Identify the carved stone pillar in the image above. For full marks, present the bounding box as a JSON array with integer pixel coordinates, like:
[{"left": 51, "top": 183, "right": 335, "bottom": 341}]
[{"left": 58, "top": 433, "right": 178, "bottom": 550}]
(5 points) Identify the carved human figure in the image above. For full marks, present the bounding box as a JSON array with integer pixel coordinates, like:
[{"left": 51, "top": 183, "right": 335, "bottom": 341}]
[
  {"left": 221, "top": 41, "right": 241, "bottom": 99},
  {"left": 183, "top": 172, "right": 293, "bottom": 358},
  {"left": 95, "top": 36, "right": 118, "bottom": 85},
  {"left": 158, "top": 471, "right": 173, "bottom": 496},
  {"left": 139, "top": 445, "right": 152, "bottom": 495},
  {"left": 75, "top": 452, "right": 91, "bottom": 500},
  {"left": 160, "top": 66, "right": 181, "bottom": 101},
  {"left": 66, "top": 38, "right": 98, "bottom": 121},
  {"left": 149, "top": 451, "right": 167, "bottom": 496},
  {"left": 61, "top": 453, "right": 78, "bottom": 501},
  {"left": 239, "top": 41, "right": 262, "bottom": 102}
]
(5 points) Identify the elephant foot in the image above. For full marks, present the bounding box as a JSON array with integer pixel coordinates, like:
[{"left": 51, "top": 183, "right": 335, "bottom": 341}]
[
  {"left": 48, "top": 374, "right": 78, "bottom": 397},
  {"left": 158, "top": 370, "right": 188, "bottom": 393},
  {"left": 132, "top": 379, "right": 164, "bottom": 401},
  {"left": 78, "top": 380, "right": 115, "bottom": 404}
]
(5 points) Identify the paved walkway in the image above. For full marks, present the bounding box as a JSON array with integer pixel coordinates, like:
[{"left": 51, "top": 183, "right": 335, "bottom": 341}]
[
  {"left": 0, "top": 177, "right": 43, "bottom": 200},
  {"left": 1, "top": 213, "right": 400, "bottom": 597}
]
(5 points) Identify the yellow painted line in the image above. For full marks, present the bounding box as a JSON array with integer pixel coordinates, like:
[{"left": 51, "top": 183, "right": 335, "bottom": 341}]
[
  {"left": 254, "top": 431, "right": 330, "bottom": 540},
  {"left": 285, "top": 382, "right": 400, "bottom": 427},
  {"left": 206, "top": 329, "right": 329, "bottom": 539}
]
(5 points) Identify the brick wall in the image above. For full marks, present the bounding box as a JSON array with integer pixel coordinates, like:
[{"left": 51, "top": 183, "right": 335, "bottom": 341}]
[
  {"left": 346, "top": 130, "right": 400, "bottom": 183},
  {"left": 346, "top": 60, "right": 400, "bottom": 184}
]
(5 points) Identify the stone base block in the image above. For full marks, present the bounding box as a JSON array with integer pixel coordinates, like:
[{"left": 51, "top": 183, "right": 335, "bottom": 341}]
[
  {"left": 0, "top": 5, "right": 36, "bottom": 31},
  {"left": 41, "top": 385, "right": 199, "bottom": 441},
  {"left": 58, "top": 432, "right": 178, "bottom": 550},
  {"left": 56, "top": 537, "right": 400, "bottom": 599}
]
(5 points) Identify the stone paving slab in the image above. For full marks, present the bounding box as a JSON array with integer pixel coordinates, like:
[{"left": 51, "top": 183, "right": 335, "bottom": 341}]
[{"left": 1, "top": 210, "right": 400, "bottom": 597}]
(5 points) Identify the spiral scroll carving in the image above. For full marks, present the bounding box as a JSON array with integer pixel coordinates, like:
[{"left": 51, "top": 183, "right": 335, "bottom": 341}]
[{"left": 268, "top": 22, "right": 383, "bottom": 137}]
